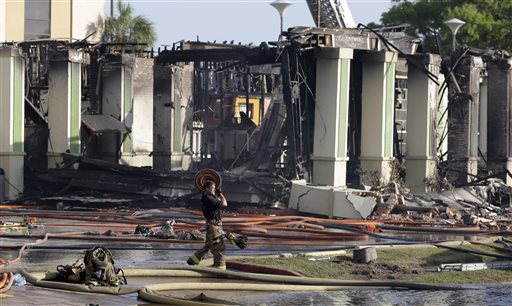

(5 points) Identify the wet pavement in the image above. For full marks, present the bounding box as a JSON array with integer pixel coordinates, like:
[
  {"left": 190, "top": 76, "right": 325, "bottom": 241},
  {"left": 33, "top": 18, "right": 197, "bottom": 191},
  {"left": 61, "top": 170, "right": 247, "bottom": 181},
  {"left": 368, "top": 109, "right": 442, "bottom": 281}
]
[
  {"left": 5, "top": 281, "right": 512, "bottom": 306},
  {"left": 1, "top": 214, "right": 511, "bottom": 305},
  {"left": 3, "top": 285, "right": 141, "bottom": 305}
]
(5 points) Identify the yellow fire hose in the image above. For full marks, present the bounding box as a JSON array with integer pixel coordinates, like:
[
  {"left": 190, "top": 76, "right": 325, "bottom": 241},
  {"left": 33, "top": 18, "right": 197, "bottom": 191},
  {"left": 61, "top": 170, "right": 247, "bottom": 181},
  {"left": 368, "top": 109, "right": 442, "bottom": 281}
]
[
  {"left": 18, "top": 264, "right": 470, "bottom": 306},
  {"left": 21, "top": 265, "right": 464, "bottom": 293},
  {"left": 139, "top": 288, "right": 236, "bottom": 306}
]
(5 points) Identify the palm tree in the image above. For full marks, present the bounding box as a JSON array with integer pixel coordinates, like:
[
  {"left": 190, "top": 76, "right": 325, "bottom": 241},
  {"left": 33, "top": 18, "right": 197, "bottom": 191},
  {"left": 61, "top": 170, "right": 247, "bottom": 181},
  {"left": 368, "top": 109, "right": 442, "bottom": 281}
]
[{"left": 103, "top": 0, "right": 156, "bottom": 48}]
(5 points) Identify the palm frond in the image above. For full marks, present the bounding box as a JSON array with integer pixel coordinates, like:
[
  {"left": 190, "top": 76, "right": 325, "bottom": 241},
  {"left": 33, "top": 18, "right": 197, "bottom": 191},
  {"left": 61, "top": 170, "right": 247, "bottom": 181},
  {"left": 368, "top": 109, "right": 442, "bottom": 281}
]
[{"left": 101, "top": 0, "right": 156, "bottom": 47}]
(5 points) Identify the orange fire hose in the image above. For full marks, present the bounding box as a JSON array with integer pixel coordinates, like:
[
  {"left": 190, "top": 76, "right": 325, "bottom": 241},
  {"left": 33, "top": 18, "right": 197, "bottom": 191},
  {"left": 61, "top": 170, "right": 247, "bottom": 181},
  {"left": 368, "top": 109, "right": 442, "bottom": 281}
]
[
  {"left": 0, "top": 272, "right": 8, "bottom": 288},
  {"left": 236, "top": 230, "right": 368, "bottom": 241},
  {"left": 0, "top": 273, "right": 14, "bottom": 293}
]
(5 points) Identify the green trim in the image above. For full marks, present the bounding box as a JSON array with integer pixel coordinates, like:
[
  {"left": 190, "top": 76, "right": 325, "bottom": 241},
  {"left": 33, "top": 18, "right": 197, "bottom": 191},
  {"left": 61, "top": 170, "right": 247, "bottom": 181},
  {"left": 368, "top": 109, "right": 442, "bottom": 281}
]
[
  {"left": 69, "top": 62, "right": 80, "bottom": 153},
  {"left": 122, "top": 67, "right": 133, "bottom": 154},
  {"left": 337, "top": 58, "right": 350, "bottom": 158},
  {"left": 426, "top": 76, "right": 432, "bottom": 155},
  {"left": 384, "top": 62, "right": 395, "bottom": 157},
  {"left": 12, "top": 56, "right": 23, "bottom": 153}
]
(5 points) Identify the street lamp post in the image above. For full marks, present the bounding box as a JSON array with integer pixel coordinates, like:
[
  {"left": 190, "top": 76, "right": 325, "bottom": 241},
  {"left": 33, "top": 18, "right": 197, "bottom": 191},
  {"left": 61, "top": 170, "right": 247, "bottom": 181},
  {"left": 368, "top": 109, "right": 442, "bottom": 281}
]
[
  {"left": 270, "top": 0, "right": 293, "bottom": 36},
  {"left": 444, "top": 18, "right": 465, "bottom": 51}
]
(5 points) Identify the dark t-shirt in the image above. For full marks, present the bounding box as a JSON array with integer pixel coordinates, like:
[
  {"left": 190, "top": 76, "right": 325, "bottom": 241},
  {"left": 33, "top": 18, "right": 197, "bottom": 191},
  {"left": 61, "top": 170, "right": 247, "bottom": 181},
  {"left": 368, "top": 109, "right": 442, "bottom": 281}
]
[{"left": 201, "top": 194, "right": 222, "bottom": 221}]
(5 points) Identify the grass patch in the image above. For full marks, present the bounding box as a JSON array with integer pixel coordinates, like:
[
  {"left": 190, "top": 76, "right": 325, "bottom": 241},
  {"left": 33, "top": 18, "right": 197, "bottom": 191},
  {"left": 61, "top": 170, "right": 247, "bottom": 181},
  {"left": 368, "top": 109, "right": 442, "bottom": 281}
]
[
  {"left": 235, "top": 256, "right": 352, "bottom": 278},
  {"left": 410, "top": 269, "right": 512, "bottom": 284},
  {"left": 234, "top": 243, "right": 512, "bottom": 284},
  {"left": 377, "top": 244, "right": 500, "bottom": 268}
]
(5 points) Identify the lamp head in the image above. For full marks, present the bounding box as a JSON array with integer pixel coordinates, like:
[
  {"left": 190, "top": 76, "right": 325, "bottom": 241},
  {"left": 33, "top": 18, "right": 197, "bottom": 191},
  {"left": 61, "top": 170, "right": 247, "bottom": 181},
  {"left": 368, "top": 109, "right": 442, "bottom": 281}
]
[
  {"left": 270, "top": 0, "right": 293, "bottom": 16},
  {"left": 444, "top": 18, "right": 465, "bottom": 35}
]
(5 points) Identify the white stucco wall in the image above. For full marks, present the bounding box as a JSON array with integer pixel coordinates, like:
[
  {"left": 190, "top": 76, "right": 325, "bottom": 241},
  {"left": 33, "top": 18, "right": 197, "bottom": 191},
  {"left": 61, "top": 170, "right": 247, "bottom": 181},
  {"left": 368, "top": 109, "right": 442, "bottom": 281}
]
[
  {"left": 0, "top": 0, "right": 5, "bottom": 42},
  {"left": 72, "top": 0, "right": 104, "bottom": 42}
]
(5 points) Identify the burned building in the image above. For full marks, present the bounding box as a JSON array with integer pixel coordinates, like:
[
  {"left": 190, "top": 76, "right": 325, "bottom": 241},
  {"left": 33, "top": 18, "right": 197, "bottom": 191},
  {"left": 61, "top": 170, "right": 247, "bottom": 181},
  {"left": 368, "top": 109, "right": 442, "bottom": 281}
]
[{"left": 1, "top": 1, "right": 512, "bottom": 223}]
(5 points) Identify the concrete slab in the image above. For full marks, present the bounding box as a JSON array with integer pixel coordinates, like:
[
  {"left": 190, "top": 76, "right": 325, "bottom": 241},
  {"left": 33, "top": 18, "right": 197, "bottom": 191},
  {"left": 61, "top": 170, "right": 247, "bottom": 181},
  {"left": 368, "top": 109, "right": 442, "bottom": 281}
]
[
  {"left": 346, "top": 194, "right": 377, "bottom": 219},
  {"left": 289, "top": 180, "right": 376, "bottom": 219}
]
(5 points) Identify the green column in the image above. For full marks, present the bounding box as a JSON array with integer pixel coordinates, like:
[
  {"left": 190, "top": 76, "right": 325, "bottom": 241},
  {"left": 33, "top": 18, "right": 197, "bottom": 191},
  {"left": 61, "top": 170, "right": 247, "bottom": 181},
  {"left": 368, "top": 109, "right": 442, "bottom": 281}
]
[
  {"left": 384, "top": 61, "right": 396, "bottom": 157},
  {"left": 360, "top": 50, "right": 398, "bottom": 184},
  {"left": 12, "top": 54, "right": 24, "bottom": 153},
  {"left": 70, "top": 62, "right": 81, "bottom": 153},
  {"left": 336, "top": 58, "right": 350, "bottom": 159},
  {"left": 312, "top": 48, "right": 353, "bottom": 187},
  {"left": 0, "top": 46, "right": 25, "bottom": 199}
]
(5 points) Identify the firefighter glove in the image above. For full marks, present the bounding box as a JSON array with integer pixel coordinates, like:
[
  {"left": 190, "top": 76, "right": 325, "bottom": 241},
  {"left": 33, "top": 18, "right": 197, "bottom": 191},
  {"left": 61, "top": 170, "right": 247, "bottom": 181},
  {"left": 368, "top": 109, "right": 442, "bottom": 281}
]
[{"left": 226, "top": 232, "right": 248, "bottom": 249}]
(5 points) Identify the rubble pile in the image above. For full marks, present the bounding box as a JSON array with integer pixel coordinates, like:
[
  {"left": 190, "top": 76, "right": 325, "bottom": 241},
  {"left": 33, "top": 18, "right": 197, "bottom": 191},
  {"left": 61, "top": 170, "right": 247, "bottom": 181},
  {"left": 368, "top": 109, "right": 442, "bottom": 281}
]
[
  {"left": 22, "top": 158, "right": 290, "bottom": 208},
  {"left": 367, "top": 179, "right": 512, "bottom": 231}
]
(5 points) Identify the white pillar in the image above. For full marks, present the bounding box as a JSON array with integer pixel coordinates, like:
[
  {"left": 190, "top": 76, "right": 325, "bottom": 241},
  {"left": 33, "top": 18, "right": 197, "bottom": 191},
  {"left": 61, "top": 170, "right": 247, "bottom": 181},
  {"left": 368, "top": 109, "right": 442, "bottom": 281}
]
[
  {"left": 102, "top": 54, "right": 134, "bottom": 165},
  {"left": 169, "top": 65, "right": 188, "bottom": 170},
  {"left": 311, "top": 48, "right": 353, "bottom": 187},
  {"left": 360, "top": 51, "right": 398, "bottom": 184},
  {"left": 405, "top": 54, "right": 441, "bottom": 192},
  {"left": 47, "top": 50, "right": 84, "bottom": 168},
  {"left": 130, "top": 57, "right": 154, "bottom": 167},
  {"left": 0, "top": 46, "right": 25, "bottom": 199},
  {"left": 153, "top": 64, "right": 173, "bottom": 172},
  {"left": 153, "top": 63, "right": 193, "bottom": 171}
]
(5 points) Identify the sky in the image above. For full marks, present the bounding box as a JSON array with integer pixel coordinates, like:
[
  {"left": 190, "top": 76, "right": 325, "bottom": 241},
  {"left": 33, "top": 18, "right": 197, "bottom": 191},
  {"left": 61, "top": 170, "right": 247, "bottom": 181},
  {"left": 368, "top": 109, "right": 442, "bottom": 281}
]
[{"left": 122, "top": 0, "right": 392, "bottom": 49}]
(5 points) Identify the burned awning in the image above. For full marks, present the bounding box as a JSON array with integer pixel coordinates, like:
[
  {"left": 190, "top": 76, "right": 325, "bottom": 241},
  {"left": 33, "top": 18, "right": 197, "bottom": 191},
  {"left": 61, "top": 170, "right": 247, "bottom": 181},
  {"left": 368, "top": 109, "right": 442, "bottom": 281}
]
[
  {"left": 82, "top": 115, "right": 128, "bottom": 135},
  {"left": 156, "top": 42, "right": 275, "bottom": 65}
]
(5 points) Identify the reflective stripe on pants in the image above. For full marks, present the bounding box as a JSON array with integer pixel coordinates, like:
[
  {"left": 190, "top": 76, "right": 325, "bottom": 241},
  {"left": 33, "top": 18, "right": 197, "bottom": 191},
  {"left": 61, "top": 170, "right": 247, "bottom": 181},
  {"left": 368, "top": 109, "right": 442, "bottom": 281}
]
[{"left": 189, "top": 223, "right": 226, "bottom": 267}]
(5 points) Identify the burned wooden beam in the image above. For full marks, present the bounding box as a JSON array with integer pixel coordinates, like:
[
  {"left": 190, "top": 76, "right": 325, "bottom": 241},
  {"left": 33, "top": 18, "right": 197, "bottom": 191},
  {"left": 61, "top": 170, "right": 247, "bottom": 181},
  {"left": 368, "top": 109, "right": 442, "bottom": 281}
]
[
  {"left": 281, "top": 47, "right": 299, "bottom": 179},
  {"left": 26, "top": 158, "right": 290, "bottom": 206},
  {"left": 156, "top": 44, "right": 275, "bottom": 65}
]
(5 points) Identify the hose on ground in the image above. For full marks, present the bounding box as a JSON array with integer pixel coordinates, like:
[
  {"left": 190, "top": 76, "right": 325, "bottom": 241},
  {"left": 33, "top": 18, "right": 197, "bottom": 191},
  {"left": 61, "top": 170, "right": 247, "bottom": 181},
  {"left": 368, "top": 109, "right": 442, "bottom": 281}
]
[
  {"left": 21, "top": 266, "right": 467, "bottom": 295},
  {"left": 172, "top": 265, "right": 466, "bottom": 291},
  {"left": 19, "top": 269, "right": 142, "bottom": 295},
  {"left": 312, "top": 222, "right": 427, "bottom": 243},
  {"left": 0, "top": 234, "right": 49, "bottom": 268},
  {"left": 0, "top": 272, "right": 8, "bottom": 288},
  {"left": 139, "top": 288, "right": 236, "bottom": 306},
  {"left": 435, "top": 243, "right": 512, "bottom": 260},
  {"left": 0, "top": 273, "right": 14, "bottom": 293}
]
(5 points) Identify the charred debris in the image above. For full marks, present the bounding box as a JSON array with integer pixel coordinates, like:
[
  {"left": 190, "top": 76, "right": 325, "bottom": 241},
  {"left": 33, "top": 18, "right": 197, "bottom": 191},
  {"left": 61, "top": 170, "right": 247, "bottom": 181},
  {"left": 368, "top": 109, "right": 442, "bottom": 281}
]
[{"left": 20, "top": 27, "right": 409, "bottom": 202}]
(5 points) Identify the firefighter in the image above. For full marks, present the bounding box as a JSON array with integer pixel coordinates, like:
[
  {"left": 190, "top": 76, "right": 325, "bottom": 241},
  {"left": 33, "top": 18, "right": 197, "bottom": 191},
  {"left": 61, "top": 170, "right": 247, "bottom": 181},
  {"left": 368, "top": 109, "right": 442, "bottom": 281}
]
[{"left": 187, "top": 180, "right": 228, "bottom": 269}]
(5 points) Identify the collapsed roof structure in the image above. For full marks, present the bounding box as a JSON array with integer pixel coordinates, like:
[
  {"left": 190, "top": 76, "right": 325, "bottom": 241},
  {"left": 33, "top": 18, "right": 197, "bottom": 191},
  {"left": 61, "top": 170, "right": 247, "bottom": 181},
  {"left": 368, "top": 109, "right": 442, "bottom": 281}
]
[{"left": 1, "top": 1, "right": 512, "bottom": 228}]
